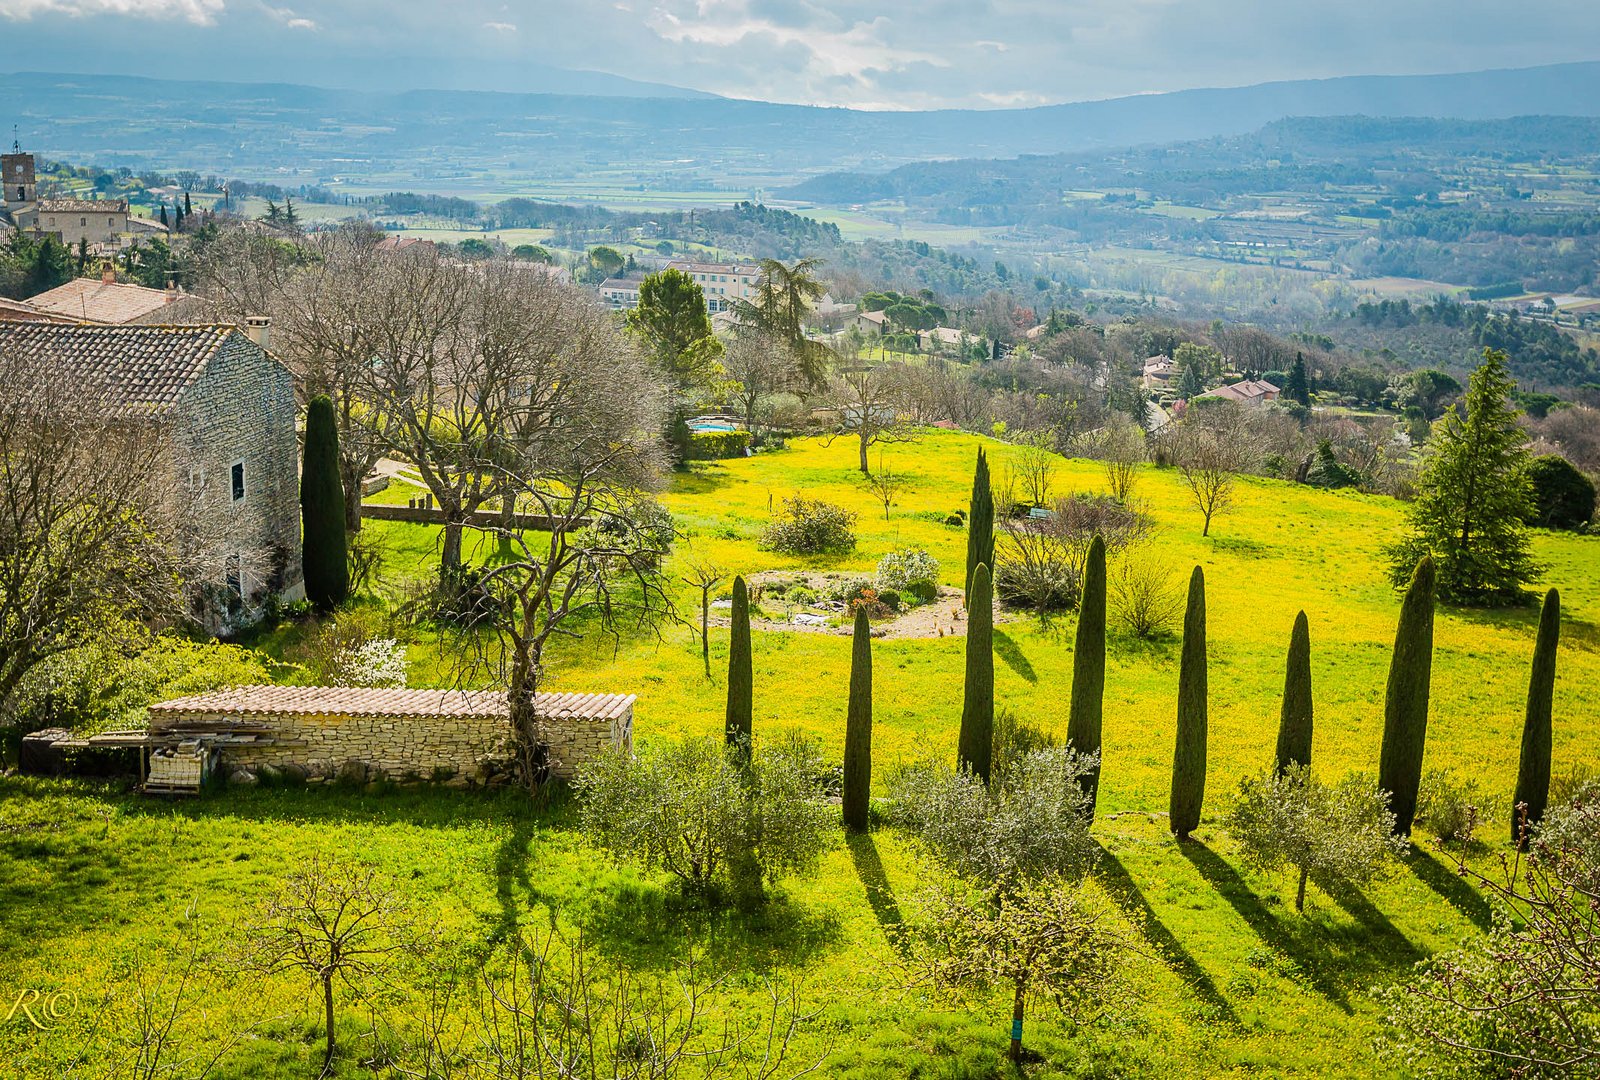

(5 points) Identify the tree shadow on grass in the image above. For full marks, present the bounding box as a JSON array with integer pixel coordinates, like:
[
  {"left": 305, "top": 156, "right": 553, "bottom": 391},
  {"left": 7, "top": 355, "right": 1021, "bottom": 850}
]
[
  {"left": 1312, "top": 871, "right": 1425, "bottom": 969},
  {"left": 1177, "top": 841, "right": 1353, "bottom": 1013},
  {"left": 992, "top": 629, "right": 1038, "bottom": 684},
  {"left": 1403, "top": 845, "right": 1494, "bottom": 932},
  {"left": 670, "top": 465, "right": 736, "bottom": 497},
  {"left": 848, "top": 831, "right": 907, "bottom": 954},
  {"left": 1094, "top": 841, "right": 1238, "bottom": 1026},
  {"left": 489, "top": 814, "right": 539, "bottom": 948},
  {"left": 578, "top": 875, "right": 843, "bottom": 976}
]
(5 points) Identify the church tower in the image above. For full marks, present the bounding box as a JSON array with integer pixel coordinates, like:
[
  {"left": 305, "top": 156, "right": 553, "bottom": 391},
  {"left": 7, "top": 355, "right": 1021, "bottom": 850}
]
[{"left": 3, "top": 139, "right": 36, "bottom": 208}]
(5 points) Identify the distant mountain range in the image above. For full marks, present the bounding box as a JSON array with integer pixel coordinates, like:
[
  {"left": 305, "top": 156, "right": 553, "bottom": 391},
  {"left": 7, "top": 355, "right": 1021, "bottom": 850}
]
[{"left": 4, "top": 62, "right": 1599, "bottom": 193}]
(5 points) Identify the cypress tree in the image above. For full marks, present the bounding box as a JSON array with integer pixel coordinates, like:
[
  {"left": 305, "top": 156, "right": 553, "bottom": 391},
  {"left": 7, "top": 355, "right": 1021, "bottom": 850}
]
[
  {"left": 1169, "top": 566, "right": 1208, "bottom": 839},
  {"left": 957, "top": 563, "right": 994, "bottom": 784},
  {"left": 725, "top": 576, "right": 753, "bottom": 762},
  {"left": 300, "top": 394, "right": 349, "bottom": 612},
  {"left": 1275, "top": 611, "right": 1313, "bottom": 773},
  {"left": 1513, "top": 588, "right": 1560, "bottom": 847},
  {"left": 965, "top": 449, "right": 994, "bottom": 603},
  {"left": 842, "top": 605, "right": 873, "bottom": 832},
  {"left": 1067, "top": 535, "right": 1107, "bottom": 816},
  {"left": 159, "top": 204, "right": 169, "bottom": 228},
  {"left": 1379, "top": 557, "right": 1436, "bottom": 836}
]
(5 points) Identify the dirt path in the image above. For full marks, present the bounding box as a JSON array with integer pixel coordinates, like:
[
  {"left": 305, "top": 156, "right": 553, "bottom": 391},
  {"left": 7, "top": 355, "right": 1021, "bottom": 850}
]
[{"left": 709, "top": 584, "right": 1003, "bottom": 640}]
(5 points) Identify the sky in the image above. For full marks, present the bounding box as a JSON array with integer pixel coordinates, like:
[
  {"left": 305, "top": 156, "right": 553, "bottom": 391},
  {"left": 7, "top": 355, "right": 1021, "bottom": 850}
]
[{"left": 3, "top": 0, "right": 1600, "bottom": 109}]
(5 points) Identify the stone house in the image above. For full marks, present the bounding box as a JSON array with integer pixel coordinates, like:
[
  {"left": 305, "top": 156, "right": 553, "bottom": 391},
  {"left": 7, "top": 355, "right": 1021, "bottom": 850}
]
[
  {"left": 0, "top": 321, "right": 304, "bottom": 628},
  {"left": 2, "top": 149, "right": 167, "bottom": 254}
]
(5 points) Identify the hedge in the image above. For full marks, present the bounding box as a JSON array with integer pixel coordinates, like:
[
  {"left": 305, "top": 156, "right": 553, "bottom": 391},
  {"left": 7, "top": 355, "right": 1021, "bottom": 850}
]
[{"left": 687, "top": 431, "right": 751, "bottom": 460}]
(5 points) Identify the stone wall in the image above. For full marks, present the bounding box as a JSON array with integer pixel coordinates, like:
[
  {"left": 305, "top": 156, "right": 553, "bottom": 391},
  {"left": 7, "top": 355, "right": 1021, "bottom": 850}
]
[{"left": 149, "top": 706, "right": 632, "bottom": 785}]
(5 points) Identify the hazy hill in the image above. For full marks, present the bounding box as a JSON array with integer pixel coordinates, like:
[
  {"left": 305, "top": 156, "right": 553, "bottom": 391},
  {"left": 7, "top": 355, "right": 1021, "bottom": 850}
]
[{"left": 4, "top": 62, "right": 1600, "bottom": 191}]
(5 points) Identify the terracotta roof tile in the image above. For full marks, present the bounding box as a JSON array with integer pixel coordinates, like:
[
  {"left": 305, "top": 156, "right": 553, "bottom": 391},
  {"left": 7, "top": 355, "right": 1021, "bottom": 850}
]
[
  {"left": 0, "top": 323, "right": 235, "bottom": 412},
  {"left": 24, "top": 278, "right": 180, "bottom": 324},
  {"left": 36, "top": 197, "right": 129, "bottom": 214},
  {"left": 147, "top": 685, "right": 636, "bottom": 722}
]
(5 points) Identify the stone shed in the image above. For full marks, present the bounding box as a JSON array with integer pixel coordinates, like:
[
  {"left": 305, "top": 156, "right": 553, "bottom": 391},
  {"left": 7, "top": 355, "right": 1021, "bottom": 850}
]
[{"left": 146, "top": 686, "right": 635, "bottom": 785}]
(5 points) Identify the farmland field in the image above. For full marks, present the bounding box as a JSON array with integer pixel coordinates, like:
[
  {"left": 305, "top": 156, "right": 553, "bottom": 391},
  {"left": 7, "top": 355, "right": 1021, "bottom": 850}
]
[{"left": 3, "top": 429, "right": 1597, "bottom": 1078}]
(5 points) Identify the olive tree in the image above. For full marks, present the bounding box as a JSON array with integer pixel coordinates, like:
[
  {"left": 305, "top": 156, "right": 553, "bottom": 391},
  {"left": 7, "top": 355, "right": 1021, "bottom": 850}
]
[{"left": 1225, "top": 765, "right": 1408, "bottom": 912}]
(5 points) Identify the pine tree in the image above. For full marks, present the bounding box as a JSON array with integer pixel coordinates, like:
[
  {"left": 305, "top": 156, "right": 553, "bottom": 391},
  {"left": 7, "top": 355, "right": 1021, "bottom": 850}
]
[
  {"left": 1386, "top": 349, "right": 1539, "bottom": 605},
  {"left": 1067, "top": 535, "right": 1107, "bottom": 816},
  {"left": 1286, "top": 352, "right": 1311, "bottom": 406},
  {"left": 1275, "top": 611, "right": 1313, "bottom": 772},
  {"left": 725, "top": 576, "right": 753, "bottom": 763},
  {"left": 1513, "top": 588, "right": 1560, "bottom": 847},
  {"left": 1178, "top": 364, "right": 1204, "bottom": 400},
  {"left": 1169, "top": 566, "right": 1208, "bottom": 839},
  {"left": 1379, "top": 557, "right": 1436, "bottom": 836},
  {"left": 842, "top": 605, "right": 873, "bottom": 832},
  {"left": 300, "top": 395, "right": 349, "bottom": 612},
  {"left": 965, "top": 449, "right": 994, "bottom": 603},
  {"left": 957, "top": 563, "right": 995, "bottom": 784}
]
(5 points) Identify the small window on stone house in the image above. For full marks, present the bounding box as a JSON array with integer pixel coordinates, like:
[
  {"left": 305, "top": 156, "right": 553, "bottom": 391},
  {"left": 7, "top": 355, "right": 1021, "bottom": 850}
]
[
  {"left": 231, "top": 460, "right": 246, "bottom": 502},
  {"left": 80, "top": 217, "right": 86, "bottom": 227}
]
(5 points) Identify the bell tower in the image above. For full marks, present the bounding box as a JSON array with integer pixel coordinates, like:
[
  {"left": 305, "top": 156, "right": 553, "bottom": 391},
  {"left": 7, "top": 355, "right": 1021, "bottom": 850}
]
[{"left": 3, "top": 132, "right": 36, "bottom": 208}]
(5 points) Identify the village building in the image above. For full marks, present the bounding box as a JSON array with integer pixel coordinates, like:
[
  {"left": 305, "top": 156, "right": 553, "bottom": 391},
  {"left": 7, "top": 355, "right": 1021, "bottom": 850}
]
[
  {"left": 1141, "top": 354, "right": 1177, "bottom": 388},
  {"left": 664, "top": 259, "right": 761, "bottom": 313},
  {"left": 2, "top": 148, "right": 166, "bottom": 254},
  {"left": 0, "top": 320, "right": 304, "bottom": 628},
  {"left": 1198, "top": 378, "right": 1281, "bottom": 406},
  {"left": 598, "top": 272, "right": 648, "bottom": 311},
  {"left": 853, "top": 308, "right": 890, "bottom": 335}
]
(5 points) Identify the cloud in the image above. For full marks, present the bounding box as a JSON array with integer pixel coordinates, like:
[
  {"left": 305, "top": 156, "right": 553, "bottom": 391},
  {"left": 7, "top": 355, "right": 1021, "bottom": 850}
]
[
  {"left": 483, "top": 19, "right": 515, "bottom": 31},
  {"left": 0, "top": 0, "right": 223, "bottom": 22},
  {"left": 260, "top": 4, "right": 314, "bottom": 29}
]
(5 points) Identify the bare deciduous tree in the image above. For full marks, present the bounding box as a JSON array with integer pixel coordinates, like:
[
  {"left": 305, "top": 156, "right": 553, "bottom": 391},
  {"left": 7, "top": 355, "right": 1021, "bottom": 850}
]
[
  {"left": 247, "top": 857, "right": 420, "bottom": 1076},
  {"left": 862, "top": 451, "right": 906, "bottom": 521},
  {"left": 720, "top": 329, "right": 799, "bottom": 438},
  {"left": 679, "top": 548, "right": 727, "bottom": 678},
  {"left": 1099, "top": 421, "right": 1145, "bottom": 503},
  {"left": 1172, "top": 402, "right": 1260, "bottom": 536},
  {"left": 820, "top": 361, "right": 916, "bottom": 475}
]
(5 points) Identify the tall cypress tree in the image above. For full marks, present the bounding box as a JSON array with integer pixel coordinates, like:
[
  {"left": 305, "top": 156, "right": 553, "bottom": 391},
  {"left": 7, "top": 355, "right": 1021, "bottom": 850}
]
[
  {"left": 725, "top": 576, "right": 753, "bottom": 762},
  {"left": 1169, "top": 566, "right": 1208, "bottom": 839},
  {"left": 842, "top": 605, "right": 873, "bottom": 833},
  {"left": 1068, "top": 535, "right": 1107, "bottom": 816},
  {"left": 300, "top": 394, "right": 349, "bottom": 612},
  {"left": 1513, "top": 588, "right": 1560, "bottom": 847},
  {"left": 957, "top": 563, "right": 995, "bottom": 784},
  {"left": 965, "top": 449, "right": 994, "bottom": 603},
  {"left": 1286, "top": 352, "right": 1311, "bottom": 406},
  {"left": 1379, "top": 557, "right": 1436, "bottom": 836},
  {"left": 1275, "top": 611, "right": 1313, "bottom": 773}
]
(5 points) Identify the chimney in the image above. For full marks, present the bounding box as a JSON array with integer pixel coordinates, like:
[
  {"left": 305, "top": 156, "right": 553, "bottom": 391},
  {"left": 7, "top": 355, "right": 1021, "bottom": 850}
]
[
  {"left": 100, "top": 261, "right": 115, "bottom": 285},
  {"left": 244, "top": 315, "right": 271, "bottom": 350},
  {"left": 165, "top": 280, "right": 178, "bottom": 303}
]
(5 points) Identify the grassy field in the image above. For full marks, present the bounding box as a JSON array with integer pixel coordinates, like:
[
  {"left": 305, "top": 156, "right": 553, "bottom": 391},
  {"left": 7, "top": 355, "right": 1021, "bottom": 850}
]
[{"left": 3, "top": 429, "right": 1597, "bottom": 1078}]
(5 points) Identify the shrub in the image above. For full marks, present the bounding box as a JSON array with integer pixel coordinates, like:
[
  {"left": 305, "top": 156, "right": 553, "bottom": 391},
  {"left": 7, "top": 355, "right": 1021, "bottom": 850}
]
[
  {"left": 1525, "top": 454, "right": 1595, "bottom": 529},
  {"left": 292, "top": 611, "right": 409, "bottom": 688},
  {"left": 760, "top": 496, "right": 857, "bottom": 555},
  {"left": 686, "top": 430, "right": 751, "bottom": 460},
  {"left": 994, "top": 525, "right": 1081, "bottom": 615},
  {"left": 576, "top": 734, "right": 833, "bottom": 902},
  {"left": 876, "top": 589, "right": 901, "bottom": 612},
  {"left": 849, "top": 587, "right": 892, "bottom": 619},
  {"left": 876, "top": 548, "right": 941, "bottom": 592},
  {"left": 1418, "top": 768, "right": 1494, "bottom": 847},
  {"left": 905, "top": 579, "right": 939, "bottom": 604},
  {"left": 1108, "top": 554, "right": 1185, "bottom": 640}
]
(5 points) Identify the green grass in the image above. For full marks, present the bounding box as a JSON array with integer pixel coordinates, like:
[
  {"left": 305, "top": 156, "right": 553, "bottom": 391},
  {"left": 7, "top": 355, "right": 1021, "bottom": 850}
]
[{"left": 4, "top": 429, "right": 1597, "bottom": 1077}]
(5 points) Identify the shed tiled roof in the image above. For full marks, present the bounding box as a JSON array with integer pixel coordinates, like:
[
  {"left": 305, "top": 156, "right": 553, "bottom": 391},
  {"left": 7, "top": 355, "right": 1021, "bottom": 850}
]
[
  {"left": 0, "top": 323, "right": 235, "bottom": 411},
  {"left": 23, "top": 278, "right": 181, "bottom": 324},
  {"left": 147, "top": 685, "right": 636, "bottom": 722}
]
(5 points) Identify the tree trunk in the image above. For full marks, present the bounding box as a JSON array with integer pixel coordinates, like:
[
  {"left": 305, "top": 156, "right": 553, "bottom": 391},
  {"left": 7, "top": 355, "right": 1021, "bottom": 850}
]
[
  {"left": 1009, "top": 983, "right": 1025, "bottom": 1063},
  {"left": 441, "top": 520, "right": 465, "bottom": 580},
  {"left": 322, "top": 973, "right": 336, "bottom": 1074},
  {"left": 858, "top": 431, "right": 870, "bottom": 475},
  {"left": 510, "top": 631, "right": 545, "bottom": 790},
  {"left": 701, "top": 586, "right": 711, "bottom": 678},
  {"left": 340, "top": 458, "right": 364, "bottom": 533},
  {"left": 1296, "top": 865, "right": 1308, "bottom": 912}
]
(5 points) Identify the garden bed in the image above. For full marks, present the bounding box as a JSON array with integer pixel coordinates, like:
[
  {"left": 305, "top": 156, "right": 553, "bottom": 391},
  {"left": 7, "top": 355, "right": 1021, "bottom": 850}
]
[{"left": 708, "top": 570, "right": 1001, "bottom": 639}]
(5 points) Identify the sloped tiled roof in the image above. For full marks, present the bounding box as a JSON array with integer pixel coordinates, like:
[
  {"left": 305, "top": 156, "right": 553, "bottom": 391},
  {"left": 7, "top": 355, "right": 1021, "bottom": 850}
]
[
  {"left": 37, "top": 197, "right": 128, "bottom": 214},
  {"left": 0, "top": 296, "right": 77, "bottom": 323},
  {"left": 147, "top": 685, "right": 636, "bottom": 722},
  {"left": 0, "top": 323, "right": 235, "bottom": 412},
  {"left": 24, "top": 278, "right": 179, "bottom": 324},
  {"left": 1200, "top": 379, "right": 1281, "bottom": 403}
]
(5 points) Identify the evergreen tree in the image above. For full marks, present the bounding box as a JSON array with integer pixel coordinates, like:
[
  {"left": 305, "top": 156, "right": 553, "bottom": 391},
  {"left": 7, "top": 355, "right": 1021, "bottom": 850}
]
[
  {"left": 957, "top": 563, "right": 995, "bottom": 784},
  {"left": 284, "top": 195, "right": 299, "bottom": 227},
  {"left": 1178, "top": 364, "right": 1204, "bottom": 400},
  {"left": 842, "top": 605, "right": 873, "bottom": 833},
  {"left": 183, "top": 190, "right": 192, "bottom": 216},
  {"left": 1067, "top": 535, "right": 1107, "bottom": 816},
  {"left": 1386, "top": 350, "right": 1539, "bottom": 605},
  {"left": 1379, "top": 557, "right": 1436, "bottom": 836},
  {"left": 965, "top": 449, "right": 994, "bottom": 603},
  {"left": 1169, "top": 567, "right": 1208, "bottom": 839},
  {"left": 300, "top": 395, "right": 349, "bottom": 612},
  {"left": 725, "top": 576, "right": 753, "bottom": 763},
  {"left": 1286, "top": 352, "right": 1311, "bottom": 406},
  {"left": 158, "top": 204, "right": 169, "bottom": 229},
  {"left": 1275, "top": 611, "right": 1313, "bottom": 772},
  {"left": 1513, "top": 588, "right": 1560, "bottom": 847}
]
